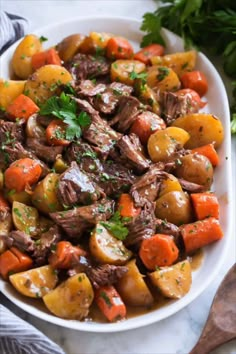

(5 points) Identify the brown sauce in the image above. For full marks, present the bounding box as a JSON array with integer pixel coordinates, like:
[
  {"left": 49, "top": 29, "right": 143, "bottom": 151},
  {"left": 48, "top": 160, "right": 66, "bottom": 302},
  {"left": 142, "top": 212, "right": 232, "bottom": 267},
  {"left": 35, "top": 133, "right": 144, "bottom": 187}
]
[{"left": 188, "top": 248, "right": 204, "bottom": 271}]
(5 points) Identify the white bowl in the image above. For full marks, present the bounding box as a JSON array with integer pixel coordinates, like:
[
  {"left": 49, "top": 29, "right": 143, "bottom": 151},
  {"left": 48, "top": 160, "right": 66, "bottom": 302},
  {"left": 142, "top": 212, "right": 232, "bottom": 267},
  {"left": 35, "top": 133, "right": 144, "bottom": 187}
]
[{"left": 0, "top": 16, "right": 233, "bottom": 332}]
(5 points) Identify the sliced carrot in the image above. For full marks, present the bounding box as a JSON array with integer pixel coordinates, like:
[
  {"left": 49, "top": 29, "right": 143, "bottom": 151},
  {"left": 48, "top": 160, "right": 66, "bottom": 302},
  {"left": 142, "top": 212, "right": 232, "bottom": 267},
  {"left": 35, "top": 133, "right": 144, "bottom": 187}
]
[
  {"left": 134, "top": 44, "right": 165, "bottom": 64},
  {"left": 49, "top": 241, "right": 87, "bottom": 269},
  {"left": 6, "top": 94, "right": 39, "bottom": 122},
  {"left": 180, "top": 217, "right": 223, "bottom": 254},
  {"left": 180, "top": 71, "right": 208, "bottom": 97},
  {"left": 4, "top": 158, "right": 42, "bottom": 192},
  {"left": 139, "top": 234, "right": 179, "bottom": 270},
  {"left": 31, "top": 48, "right": 61, "bottom": 70},
  {"left": 106, "top": 37, "right": 133, "bottom": 60},
  {"left": 191, "top": 144, "right": 219, "bottom": 166},
  {"left": 191, "top": 193, "right": 219, "bottom": 220},
  {"left": 175, "top": 89, "right": 206, "bottom": 109},
  {"left": 45, "top": 119, "right": 70, "bottom": 146},
  {"left": 117, "top": 194, "right": 141, "bottom": 218},
  {"left": 0, "top": 247, "right": 33, "bottom": 280},
  {"left": 95, "top": 285, "right": 126, "bottom": 322}
]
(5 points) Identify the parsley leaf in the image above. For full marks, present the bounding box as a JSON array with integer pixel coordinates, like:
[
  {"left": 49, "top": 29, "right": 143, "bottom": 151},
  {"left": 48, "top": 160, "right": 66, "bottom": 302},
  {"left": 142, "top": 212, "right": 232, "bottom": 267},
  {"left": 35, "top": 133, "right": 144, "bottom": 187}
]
[
  {"left": 140, "top": 13, "right": 165, "bottom": 48},
  {"left": 101, "top": 211, "right": 129, "bottom": 241},
  {"left": 39, "top": 36, "right": 48, "bottom": 43},
  {"left": 129, "top": 71, "right": 148, "bottom": 81}
]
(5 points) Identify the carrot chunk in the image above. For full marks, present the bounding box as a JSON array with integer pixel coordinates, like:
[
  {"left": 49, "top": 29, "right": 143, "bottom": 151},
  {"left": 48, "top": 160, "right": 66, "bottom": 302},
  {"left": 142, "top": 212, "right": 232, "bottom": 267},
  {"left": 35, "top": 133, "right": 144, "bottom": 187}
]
[
  {"left": 6, "top": 94, "right": 39, "bottom": 121},
  {"left": 45, "top": 119, "right": 70, "bottom": 146},
  {"left": 181, "top": 71, "right": 208, "bottom": 97},
  {"left": 191, "top": 192, "right": 220, "bottom": 220},
  {"left": 49, "top": 241, "right": 87, "bottom": 269},
  {"left": 31, "top": 48, "right": 61, "bottom": 70},
  {"left": 0, "top": 247, "right": 33, "bottom": 280},
  {"left": 134, "top": 44, "right": 165, "bottom": 64},
  {"left": 95, "top": 285, "right": 126, "bottom": 322},
  {"left": 191, "top": 144, "right": 219, "bottom": 166},
  {"left": 117, "top": 194, "right": 141, "bottom": 218},
  {"left": 106, "top": 37, "right": 133, "bottom": 60}
]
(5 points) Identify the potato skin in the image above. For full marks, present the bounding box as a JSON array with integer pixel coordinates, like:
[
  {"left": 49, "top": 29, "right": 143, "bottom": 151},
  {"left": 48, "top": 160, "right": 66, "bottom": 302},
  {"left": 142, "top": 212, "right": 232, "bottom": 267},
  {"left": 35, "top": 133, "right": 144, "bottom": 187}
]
[
  {"left": 0, "top": 211, "right": 12, "bottom": 236},
  {"left": 57, "top": 34, "right": 85, "bottom": 62},
  {"left": 147, "top": 66, "right": 180, "bottom": 92},
  {"left": 110, "top": 60, "right": 146, "bottom": 86},
  {"left": 175, "top": 153, "right": 213, "bottom": 190},
  {"left": 0, "top": 79, "right": 26, "bottom": 109},
  {"left": 12, "top": 201, "right": 39, "bottom": 235},
  {"left": 159, "top": 174, "right": 183, "bottom": 197},
  {"left": 12, "top": 34, "right": 42, "bottom": 79},
  {"left": 147, "top": 130, "right": 178, "bottom": 162},
  {"left": 43, "top": 273, "right": 94, "bottom": 319}
]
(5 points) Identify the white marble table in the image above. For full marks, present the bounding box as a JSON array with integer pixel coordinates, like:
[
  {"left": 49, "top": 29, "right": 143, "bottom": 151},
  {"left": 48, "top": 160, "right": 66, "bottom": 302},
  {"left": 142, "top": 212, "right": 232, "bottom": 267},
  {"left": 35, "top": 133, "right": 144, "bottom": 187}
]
[{"left": 1, "top": 1, "right": 236, "bottom": 353}]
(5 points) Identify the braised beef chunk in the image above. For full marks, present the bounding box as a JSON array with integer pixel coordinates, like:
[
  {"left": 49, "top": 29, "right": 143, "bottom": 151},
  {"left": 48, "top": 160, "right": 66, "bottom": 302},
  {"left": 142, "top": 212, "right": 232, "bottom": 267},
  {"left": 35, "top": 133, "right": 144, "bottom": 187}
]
[
  {"left": 57, "top": 161, "right": 104, "bottom": 207},
  {"left": 50, "top": 199, "right": 114, "bottom": 238},
  {"left": 155, "top": 219, "right": 181, "bottom": 239},
  {"left": 26, "top": 138, "right": 63, "bottom": 163},
  {"left": 0, "top": 120, "right": 25, "bottom": 144},
  {"left": 67, "top": 53, "right": 110, "bottom": 81},
  {"left": 109, "top": 96, "right": 140, "bottom": 132},
  {"left": 8, "top": 231, "right": 36, "bottom": 253},
  {"left": 125, "top": 201, "right": 156, "bottom": 246},
  {"left": 86, "top": 264, "right": 128, "bottom": 288},
  {"left": 36, "top": 115, "right": 53, "bottom": 127},
  {"left": 178, "top": 178, "right": 205, "bottom": 193},
  {"left": 76, "top": 80, "right": 106, "bottom": 97}
]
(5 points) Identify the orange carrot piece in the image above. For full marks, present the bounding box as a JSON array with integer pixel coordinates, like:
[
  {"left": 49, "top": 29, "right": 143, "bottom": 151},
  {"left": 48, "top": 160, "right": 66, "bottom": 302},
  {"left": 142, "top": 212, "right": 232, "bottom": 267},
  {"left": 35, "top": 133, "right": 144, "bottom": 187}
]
[
  {"left": 49, "top": 241, "right": 87, "bottom": 269},
  {"left": 130, "top": 112, "right": 166, "bottom": 144},
  {"left": 6, "top": 94, "right": 39, "bottom": 121},
  {"left": 4, "top": 158, "right": 42, "bottom": 192},
  {"left": 117, "top": 194, "right": 141, "bottom": 218},
  {"left": 181, "top": 71, "right": 208, "bottom": 97},
  {"left": 0, "top": 247, "right": 33, "bottom": 280},
  {"left": 31, "top": 48, "right": 61, "bottom": 70},
  {"left": 175, "top": 89, "right": 206, "bottom": 109},
  {"left": 139, "top": 234, "right": 179, "bottom": 270},
  {"left": 45, "top": 119, "right": 70, "bottom": 146},
  {"left": 191, "top": 144, "right": 219, "bottom": 166},
  {"left": 180, "top": 217, "right": 223, "bottom": 254},
  {"left": 191, "top": 193, "right": 220, "bottom": 220},
  {"left": 134, "top": 44, "right": 165, "bottom": 64},
  {"left": 95, "top": 285, "right": 126, "bottom": 322},
  {"left": 106, "top": 37, "right": 133, "bottom": 60}
]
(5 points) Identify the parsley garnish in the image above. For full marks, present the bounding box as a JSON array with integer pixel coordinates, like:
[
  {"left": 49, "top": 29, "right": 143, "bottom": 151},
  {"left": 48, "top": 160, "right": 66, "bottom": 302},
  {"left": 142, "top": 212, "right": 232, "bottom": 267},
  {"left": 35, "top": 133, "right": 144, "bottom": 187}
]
[
  {"left": 39, "top": 36, "right": 48, "bottom": 43},
  {"left": 129, "top": 71, "right": 147, "bottom": 81},
  {"left": 156, "top": 67, "right": 170, "bottom": 81},
  {"left": 101, "top": 211, "right": 129, "bottom": 241},
  {"left": 140, "top": 13, "right": 165, "bottom": 48}
]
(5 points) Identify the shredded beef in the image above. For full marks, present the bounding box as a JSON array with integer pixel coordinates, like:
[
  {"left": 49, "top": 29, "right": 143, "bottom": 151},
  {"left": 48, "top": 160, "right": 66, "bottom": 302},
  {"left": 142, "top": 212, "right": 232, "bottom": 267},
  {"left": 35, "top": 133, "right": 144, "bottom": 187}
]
[
  {"left": 76, "top": 80, "right": 106, "bottom": 97},
  {"left": 155, "top": 219, "right": 181, "bottom": 239},
  {"left": 109, "top": 96, "right": 141, "bottom": 132},
  {"left": 86, "top": 264, "right": 128, "bottom": 289},
  {"left": 178, "top": 178, "right": 205, "bottom": 193},
  {"left": 8, "top": 231, "right": 36, "bottom": 253},
  {"left": 26, "top": 138, "right": 63, "bottom": 163},
  {"left": 0, "top": 120, "right": 25, "bottom": 144}
]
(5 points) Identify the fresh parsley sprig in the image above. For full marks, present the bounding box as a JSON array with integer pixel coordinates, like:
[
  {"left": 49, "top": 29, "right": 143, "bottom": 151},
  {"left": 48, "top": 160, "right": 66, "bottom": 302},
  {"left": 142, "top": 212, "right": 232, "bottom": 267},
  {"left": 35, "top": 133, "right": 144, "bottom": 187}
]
[{"left": 101, "top": 211, "right": 130, "bottom": 241}]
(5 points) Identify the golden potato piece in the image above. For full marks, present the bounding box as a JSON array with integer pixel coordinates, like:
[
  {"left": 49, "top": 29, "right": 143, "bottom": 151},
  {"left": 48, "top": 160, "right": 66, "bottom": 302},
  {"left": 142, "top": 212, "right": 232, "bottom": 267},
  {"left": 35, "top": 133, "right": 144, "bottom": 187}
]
[
  {"left": 57, "top": 34, "right": 85, "bottom": 62},
  {"left": 7, "top": 190, "right": 32, "bottom": 205},
  {"left": 165, "top": 127, "right": 190, "bottom": 146},
  {"left": 147, "top": 129, "right": 178, "bottom": 162},
  {"left": 24, "top": 65, "right": 72, "bottom": 104},
  {"left": 0, "top": 211, "right": 12, "bottom": 236},
  {"left": 9, "top": 265, "right": 58, "bottom": 298},
  {"left": 79, "top": 32, "right": 112, "bottom": 54},
  {"left": 148, "top": 260, "right": 192, "bottom": 299},
  {"left": 12, "top": 34, "right": 42, "bottom": 79},
  {"left": 116, "top": 259, "right": 154, "bottom": 307},
  {"left": 12, "top": 201, "right": 39, "bottom": 235},
  {"left": 0, "top": 79, "right": 26, "bottom": 110},
  {"left": 147, "top": 66, "right": 180, "bottom": 92},
  {"left": 43, "top": 273, "right": 94, "bottom": 320},
  {"left": 110, "top": 60, "right": 146, "bottom": 86},
  {"left": 172, "top": 113, "right": 224, "bottom": 149},
  {"left": 159, "top": 174, "right": 183, "bottom": 197}
]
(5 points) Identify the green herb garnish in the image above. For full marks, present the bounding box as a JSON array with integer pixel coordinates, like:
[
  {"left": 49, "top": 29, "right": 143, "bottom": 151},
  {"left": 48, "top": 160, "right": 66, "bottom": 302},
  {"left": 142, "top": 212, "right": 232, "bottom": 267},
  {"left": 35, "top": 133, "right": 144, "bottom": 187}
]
[{"left": 101, "top": 211, "right": 129, "bottom": 241}]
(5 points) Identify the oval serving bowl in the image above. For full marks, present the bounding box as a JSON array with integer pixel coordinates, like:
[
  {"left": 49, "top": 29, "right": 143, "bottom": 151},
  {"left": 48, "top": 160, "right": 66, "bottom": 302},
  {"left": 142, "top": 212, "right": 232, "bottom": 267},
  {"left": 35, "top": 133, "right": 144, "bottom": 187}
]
[{"left": 0, "top": 16, "right": 233, "bottom": 332}]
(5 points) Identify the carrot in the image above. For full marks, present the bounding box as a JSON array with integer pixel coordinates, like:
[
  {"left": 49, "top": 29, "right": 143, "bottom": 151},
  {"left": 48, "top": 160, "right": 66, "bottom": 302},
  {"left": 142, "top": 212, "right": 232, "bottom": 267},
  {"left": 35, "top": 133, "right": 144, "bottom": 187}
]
[
  {"left": 139, "top": 234, "right": 179, "bottom": 270},
  {"left": 181, "top": 71, "right": 208, "bottom": 97},
  {"left": 180, "top": 217, "right": 223, "bottom": 254},
  {"left": 49, "top": 241, "right": 87, "bottom": 269},
  {"left": 106, "top": 37, "right": 133, "bottom": 60},
  {"left": 31, "top": 48, "right": 61, "bottom": 70},
  {"left": 191, "top": 193, "right": 220, "bottom": 220},
  {"left": 134, "top": 44, "right": 165, "bottom": 64},
  {"left": 95, "top": 285, "right": 126, "bottom": 322},
  {"left": 130, "top": 112, "right": 166, "bottom": 144},
  {"left": 175, "top": 89, "right": 206, "bottom": 109},
  {"left": 45, "top": 119, "right": 70, "bottom": 146},
  {"left": 4, "top": 158, "right": 42, "bottom": 192},
  {"left": 191, "top": 144, "right": 219, "bottom": 166},
  {"left": 117, "top": 194, "right": 141, "bottom": 218},
  {"left": 0, "top": 247, "right": 33, "bottom": 279},
  {"left": 6, "top": 94, "right": 39, "bottom": 122}
]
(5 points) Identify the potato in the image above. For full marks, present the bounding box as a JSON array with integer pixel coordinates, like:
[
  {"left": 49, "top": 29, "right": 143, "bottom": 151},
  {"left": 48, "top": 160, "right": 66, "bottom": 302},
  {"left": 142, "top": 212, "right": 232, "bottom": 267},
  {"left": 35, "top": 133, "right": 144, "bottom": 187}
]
[
  {"left": 9, "top": 265, "right": 58, "bottom": 298},
  {"left": 175, "top": 153, "right": 213, "bottom": 190},
  {"left": 24, "top": 65, "right": 72, "bottom": 104},
  {"left": 32, "top": 173, "right": 62, "bottom": 214},
  {"left": 159, "top": 174, "right": 183, "bottom": 197},
  {"left": 6, "top": 190, "right": 32, "bottom": 205},
  {"left": 155, "top": 191, "right": 192, "bottom": 226},
  {"left": 147, "top": 129, "right": 178, "bottom": 162},
  {"left": 151, "top": 51, "right": 197, "bottom": 77},
  {"left": 147, "top": 66, "right": 180, "bottom": 92},
  {"left": 0, "top": 212, "right": 13, "bottom": 236},
  {"left": 172, "top": 113, "right": 224, "bottom": 149},
  {"left": 53, "top": 157, "right": 68, "bottom": 173},
  {"left": 116, "top": 259, "right": 154, "bottom": 307},
  {"left": 12, "top": 201, "right": 39, "bottom": 235},
  {"left": 26, "top": 113, "right": 45, "bottom": 138},
  {"left": 148, "top": 260, "right": 192, "bottom": 299},
  {"left": 110, "top": 60, "right": 146, "bottom": 86},
  {"left": 134, "top": 80, "right": 161, "bottom": 115},
  {"left": 165, "top": 127, "right": 190, "bottom": 146},
  {"left": 57, "top": 34, "right": 85, "bottom": 62},
  {"left": 89, "top": 223, "right": 132, "bottom": 265},
  {"left": 12, "top": 34, "right": 42, "bottom": 79},
  {"left": 43, "top": 273, "right": 94, "bottom": 319},
  {"left": 79, "top": 32, "right": 112, "bottom": 54},
  {"left": 0, "top": 79, "right": 26, "bottom": 110}
]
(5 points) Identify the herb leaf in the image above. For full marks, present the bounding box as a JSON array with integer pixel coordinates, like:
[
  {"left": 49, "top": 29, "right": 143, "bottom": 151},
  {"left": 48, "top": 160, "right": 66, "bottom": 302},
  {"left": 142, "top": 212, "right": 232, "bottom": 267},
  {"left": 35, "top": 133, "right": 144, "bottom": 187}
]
[{"left": 101, "top": 211, "right": 129, "bottom": 241}]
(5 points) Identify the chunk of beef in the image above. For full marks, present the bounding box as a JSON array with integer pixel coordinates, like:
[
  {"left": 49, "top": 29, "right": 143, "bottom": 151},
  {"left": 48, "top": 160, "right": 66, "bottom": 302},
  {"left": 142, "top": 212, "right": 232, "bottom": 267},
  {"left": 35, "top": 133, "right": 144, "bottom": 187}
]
[
  {"left": 86, "top": 264, "right": 128, "bottom": 289},
  {"left": 155, "top": 219, "right": 181, "bottom": 239},
  {"left": 0, "top": 120, "right": 25, "bottom": 144},
  {"left": 67, "top": 53, "right": 110, "bottom": 81},
  {"left": 50, "top": 198, "right": 114, "bottom": 238},
  {"left": 109, "top": 96, "right": 141, "bottom": 132},
  {"left": 57, "top": 161, "right": 104, "bottom": 207},
  {"left": 8, "top": 231, "right": 36, "bottom": 253},
  {"left": 178, "top": 178, "right": 205, "bottom": 193},
  {"left": 76, "top": 80, "right": 106, "bottom": 97},
  {"left": 125, "top": 201, "right": 156, "bottom": 247},
  {"left": 26, "top": 138, "right": 63, "bottom": 163},
  {"left": 36, "top": 115, "right": 53, "bottom": 127}
]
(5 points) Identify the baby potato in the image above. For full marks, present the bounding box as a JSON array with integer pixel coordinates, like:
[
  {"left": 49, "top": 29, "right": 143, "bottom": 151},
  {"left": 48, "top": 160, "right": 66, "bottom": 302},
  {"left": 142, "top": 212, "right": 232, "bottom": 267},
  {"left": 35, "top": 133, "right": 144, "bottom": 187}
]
[
  {"left": 89, "top": 223, "right": 132, "bottom": 265},
  {"left": 9, "top": 265, "right": 58, "bottom": 298},
  {"left": 155, "top": 191, "right": 192, "bottom": 226},
  {"left": 52, "top": 157, "right": 68, "bottom": 174},
  {"left": 57, "top": 34, "right": 85, "bottom": 62},
  {"left": 43, "top": 273, "right": 94, "bottom": 320},
  {"left": 0, "top": 79, "right": 26, "bottom": 110},
  {"left": 148, "top": 260, "right": 192, "bottom": 299},
  {"left": 172, "top": 113, "right": 224, "bottom": 149},
  {"left": 116, "top": 259, "right": 154, "bottom": 307},
  {"left": 12, "top": 34, "right": 42, "bottom": 79},
  {"left": 165, "top": 127, "right": 190, "bottom": 147},
  {"left": 159, "top": 174, "right": 183, "bottom": 197},
  {"left": 147, "top": 66, "right": 180, "bottom": 92},
  {"left": 110, "top": 60, "right": 146, "bottom": 86},
  {"left": 32, "top": 173, "right": 62, "bottom": 214},
  {"left": 175, "top": 153, "right": 213, "bottom": 190},
  {"left": 26, "top": 114, "right": 45, "bottom": 138},
  {"left": 24, "top": 65, "right": 72, "bottom": 104},
  {"left": 0, "top": 212, "right": 13, "bottom": 236},
  {"left": 12, "top": 201, "right": 39, "bottom": 235},
  {"left": 147, "top": 129, "right": 178, "bottom": 162},
  {"left": 80, "top": 32, "right": 112, "bottom": 54},
  {"left": 6, "top": 190, "right": 32, "bottom": 205},
  {"left": 150, "top": 51, "right": 197, "bottom": 77}
]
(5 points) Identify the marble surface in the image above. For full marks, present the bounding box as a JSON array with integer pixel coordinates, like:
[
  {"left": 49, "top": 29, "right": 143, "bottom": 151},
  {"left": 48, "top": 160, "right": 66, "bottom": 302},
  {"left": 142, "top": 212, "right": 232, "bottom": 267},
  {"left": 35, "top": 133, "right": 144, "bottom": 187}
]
[{"left": 1, "top": 1, "right": 236, "bottom": 353}]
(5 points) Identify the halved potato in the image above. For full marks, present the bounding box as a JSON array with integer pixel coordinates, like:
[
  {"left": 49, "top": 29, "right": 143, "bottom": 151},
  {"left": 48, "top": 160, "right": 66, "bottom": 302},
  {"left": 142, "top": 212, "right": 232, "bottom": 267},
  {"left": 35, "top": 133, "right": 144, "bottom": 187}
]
[
  {"left": 57, "top": 33, "right": 85, "bottom": 62},
  {"left": 9, "top": 265, "right": 58, "bottom": 298},
  {"left": 165, "top": 127, "right": 190, "bottom": 146},
  {"left": 79, "top": 32, "right": 112, "bottom": 54},
  {"left": 12, "top": 201, "right": 39, "bottom": 235},
  {"left": 148, "top": 260, "right": 192, "bottom": 299},
  {"left": 159, "top": 174, "right": 183, "bottom": 197},
  {"left": 6, "top": 190, "right": 32, "bottom": 205},
  {"left": 43, "top": 273, "right": 94, "bottom": 319},
  {"left": 147, "top": 129, "right": 178, "bottom": 162},
  {"left": 0, "top": 79, "right": 26, "bottom": 110},
  {"left": 110, "top": 60, "right": 146, "bottom": 86},
  {"left": 147, "top": 66, "right": 180, "bottom": 92}
]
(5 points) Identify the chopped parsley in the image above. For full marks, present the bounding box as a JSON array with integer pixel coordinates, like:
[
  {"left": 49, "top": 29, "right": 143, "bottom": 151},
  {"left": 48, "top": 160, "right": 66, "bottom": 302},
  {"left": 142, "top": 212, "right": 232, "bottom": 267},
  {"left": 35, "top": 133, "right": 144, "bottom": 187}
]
[
  {"left": 157, "top": 67, "right": 170, "bottom": 81},
  {"left": 101, "top": 211, "right": 129, "bottom": 241},
  {"left": 129, "top": 71, "right": 147, "bottom": 81},
  {"left": 100, "top": 291, "right": 112, "bottom": 307},
  {"left": 39, "top": 36, "right": 48, "bottom": 43}
]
